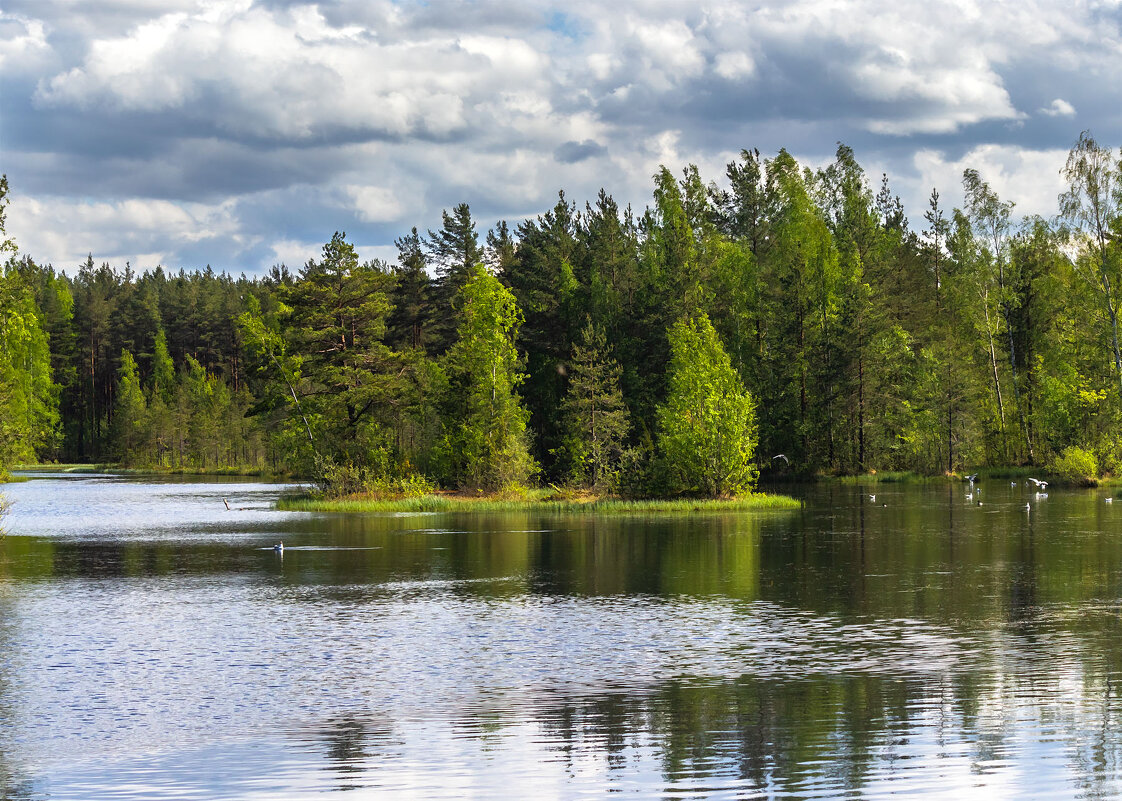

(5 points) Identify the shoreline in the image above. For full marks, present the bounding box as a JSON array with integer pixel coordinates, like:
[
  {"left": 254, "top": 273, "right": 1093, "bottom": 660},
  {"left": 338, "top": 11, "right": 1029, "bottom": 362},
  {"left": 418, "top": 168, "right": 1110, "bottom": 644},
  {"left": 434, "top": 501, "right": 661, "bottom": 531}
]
[{"left": 8, "top": 464, "right": 290, "bottom": 479}]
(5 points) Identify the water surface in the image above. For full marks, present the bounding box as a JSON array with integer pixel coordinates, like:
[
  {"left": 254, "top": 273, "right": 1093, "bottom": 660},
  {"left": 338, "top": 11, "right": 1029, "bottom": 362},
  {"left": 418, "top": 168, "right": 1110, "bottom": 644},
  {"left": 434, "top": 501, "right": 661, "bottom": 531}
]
[{"left": 2, "top": 475, "right": 1122, "bottom": 798}]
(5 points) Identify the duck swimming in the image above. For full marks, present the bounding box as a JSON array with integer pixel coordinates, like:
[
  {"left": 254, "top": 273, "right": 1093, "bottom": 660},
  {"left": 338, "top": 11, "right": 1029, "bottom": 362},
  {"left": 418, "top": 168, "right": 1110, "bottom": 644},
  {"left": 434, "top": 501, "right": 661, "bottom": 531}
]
[{"left": 273, "top": 542, "right": 284, "bottom": 553}]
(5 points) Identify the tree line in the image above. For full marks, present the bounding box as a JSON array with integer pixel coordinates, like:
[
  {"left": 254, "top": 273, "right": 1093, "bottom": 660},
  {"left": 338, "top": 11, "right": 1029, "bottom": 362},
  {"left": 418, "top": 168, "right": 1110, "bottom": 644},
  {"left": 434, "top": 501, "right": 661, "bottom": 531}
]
[{"left": 3, "top": 132, "right": 1122, "bottom": 492}]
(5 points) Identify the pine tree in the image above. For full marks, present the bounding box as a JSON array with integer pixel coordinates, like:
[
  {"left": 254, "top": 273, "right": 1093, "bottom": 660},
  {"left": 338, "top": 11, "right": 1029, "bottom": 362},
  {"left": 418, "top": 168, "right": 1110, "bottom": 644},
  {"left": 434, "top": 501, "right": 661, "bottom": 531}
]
[{"left": 285, "top": 232, "right": 401, "bottom": 472}]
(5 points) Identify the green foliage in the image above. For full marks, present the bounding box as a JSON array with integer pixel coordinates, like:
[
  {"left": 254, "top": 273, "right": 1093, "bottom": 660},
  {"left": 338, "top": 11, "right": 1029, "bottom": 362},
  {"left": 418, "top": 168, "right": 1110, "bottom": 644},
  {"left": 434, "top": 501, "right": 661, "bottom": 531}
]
[
  {"left": 14, "top": 142, "right": 1122, "bottom": 487},
  {"left": 110, "top": 350, "right": 146, "bottom": 464},
  {"left": 561, "top": 320, "right": 630, "bottom": 491},
  {"left": 245, "top": 232, "right": 406, "bottom": 479},
  {"left": 314, "top": 460, "right": 435, "bottom": 498},
  {"left": 439, "top": 264, "right": 536, "bottom": 490},
  {"left": 426, "top": 204, "right": 482, "bottom": 354},
  {"left": 1050, "top": 446, "right": 1099, "bottom": 484},
  {"left": 658, "top": 313, "right": 758, "bottom": 496},
  {"left": 151, "top": 329, "right": 176, "bottom": 402},
  {"left": 0, "top": 272, "right": 59, "bottom": 470}
]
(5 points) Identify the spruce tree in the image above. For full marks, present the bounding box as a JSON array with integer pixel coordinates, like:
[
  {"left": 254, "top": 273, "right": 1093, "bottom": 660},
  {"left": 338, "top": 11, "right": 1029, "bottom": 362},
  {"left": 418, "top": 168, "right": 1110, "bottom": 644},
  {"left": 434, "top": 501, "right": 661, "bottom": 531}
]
[
  {"left": 387, "top": 227, "right": 431, "bottom": 352},
  {"left": 426, "top": 203, "right": 482, "bottom": 354},
  {"left": 562, "top": 321, "right": 629, "bottom": 491}
]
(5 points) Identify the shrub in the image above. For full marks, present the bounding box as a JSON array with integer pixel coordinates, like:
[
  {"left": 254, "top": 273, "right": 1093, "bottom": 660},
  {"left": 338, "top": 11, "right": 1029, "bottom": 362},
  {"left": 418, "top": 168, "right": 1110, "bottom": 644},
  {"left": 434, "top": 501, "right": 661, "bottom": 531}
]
[
  {"left": 1050, "top": 446, "right": 1099, "bottom": 485},
  {"left": 314, "top": 458, "right": 435, "bottom": 498}
]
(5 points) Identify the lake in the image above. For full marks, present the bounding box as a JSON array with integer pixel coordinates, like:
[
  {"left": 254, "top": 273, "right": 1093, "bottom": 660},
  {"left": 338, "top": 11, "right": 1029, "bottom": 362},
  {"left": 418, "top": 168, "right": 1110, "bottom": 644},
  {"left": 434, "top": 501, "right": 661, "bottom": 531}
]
[{"left": 1, "top": 473, "right": 1121, "bottom": 798}]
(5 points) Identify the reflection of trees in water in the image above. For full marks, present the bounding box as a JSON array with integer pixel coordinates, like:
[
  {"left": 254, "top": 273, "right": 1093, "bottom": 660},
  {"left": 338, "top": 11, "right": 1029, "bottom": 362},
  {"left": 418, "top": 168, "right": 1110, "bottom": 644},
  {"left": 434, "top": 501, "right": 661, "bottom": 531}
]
[
  {"left": 0, "top": 594, "right": 36, "bottom": 801},
  {"left": 525, "top": 664, "right": 1122, "bottom": 797},
  {"left": 314, "top": 715, "right": 401, "bottom": 793},
  {"left": 1008, "top": 520, "right": 1037, "bottom": 623}
]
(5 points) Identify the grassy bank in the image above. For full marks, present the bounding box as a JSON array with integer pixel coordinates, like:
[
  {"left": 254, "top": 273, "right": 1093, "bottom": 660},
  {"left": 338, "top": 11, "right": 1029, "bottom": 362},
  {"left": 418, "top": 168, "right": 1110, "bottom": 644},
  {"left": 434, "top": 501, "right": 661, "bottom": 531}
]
[{"left": 278, "top": 491, "right": 802, "bottom": 515}]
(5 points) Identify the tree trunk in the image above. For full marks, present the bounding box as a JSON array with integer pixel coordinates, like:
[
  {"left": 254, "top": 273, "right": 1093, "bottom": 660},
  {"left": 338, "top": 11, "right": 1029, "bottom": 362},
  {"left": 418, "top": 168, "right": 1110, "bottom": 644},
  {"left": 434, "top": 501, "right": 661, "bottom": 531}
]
[
  {"left": 1005, "top": 315, "right": 1033, "bottom": 464},
  {"left": 857, "top": 354, "right": 865, "bottom": 470},
  {"left": 982, "top": 299, "right": 1006, "bottom": 458}
]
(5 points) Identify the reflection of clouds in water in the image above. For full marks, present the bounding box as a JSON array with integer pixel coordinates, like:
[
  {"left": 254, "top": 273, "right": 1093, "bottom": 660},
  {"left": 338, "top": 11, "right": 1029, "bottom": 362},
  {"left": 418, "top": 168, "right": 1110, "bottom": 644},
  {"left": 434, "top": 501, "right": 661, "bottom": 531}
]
[
  {"left": 1, "top": 476, "right": 305, "bottom": 541},
  {"left": 5, "top": 583, "right": 972, "bottom": 759}
]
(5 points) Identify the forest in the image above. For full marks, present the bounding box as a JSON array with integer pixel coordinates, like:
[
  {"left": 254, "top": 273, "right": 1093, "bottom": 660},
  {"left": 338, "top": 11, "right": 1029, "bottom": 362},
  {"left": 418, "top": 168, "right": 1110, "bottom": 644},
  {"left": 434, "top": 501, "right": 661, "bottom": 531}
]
[{"left": 1, "top": 132, "right": 1121, "bottom": 495}]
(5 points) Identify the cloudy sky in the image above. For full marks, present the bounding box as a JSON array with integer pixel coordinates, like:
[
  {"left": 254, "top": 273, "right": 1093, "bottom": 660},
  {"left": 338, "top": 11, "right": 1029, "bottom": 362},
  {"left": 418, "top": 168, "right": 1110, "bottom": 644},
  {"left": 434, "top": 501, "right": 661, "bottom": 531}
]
[{"left": 2, "top": 0, "right": 1119, "bottom": 274}]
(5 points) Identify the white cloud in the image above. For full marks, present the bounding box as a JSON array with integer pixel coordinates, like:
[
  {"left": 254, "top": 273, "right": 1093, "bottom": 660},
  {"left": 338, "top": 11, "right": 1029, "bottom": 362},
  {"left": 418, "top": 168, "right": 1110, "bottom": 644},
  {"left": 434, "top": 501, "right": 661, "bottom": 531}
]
[
  {"left": 913, "top": 145, "right": 1069, "bottom": 218},
  {"left": 5, "top": 0, "right": 1121, "bottom": 272},
  {"left": 32, "top": 3, "right": 559, "bottom": 143},
  {"left": 1039, "top": 98, "right": 1076, "bottom": 117},
  {"left": 714, "top": 51, "right": 755, "bottom": 81},
  {"left": 269, "top": 239, "right": 397, "bottom": 271},
  {"left": 0, "top": 12, "right": 52, "bottom": 74},
  {"left": 8, "top": 193, "right": 241, "bottom": 270},
  {"left": 345, "top": 185, "right": 404, "bottom": 224},
  {"left": 268, "top": 238, "right": 321, "bottom": 271}
]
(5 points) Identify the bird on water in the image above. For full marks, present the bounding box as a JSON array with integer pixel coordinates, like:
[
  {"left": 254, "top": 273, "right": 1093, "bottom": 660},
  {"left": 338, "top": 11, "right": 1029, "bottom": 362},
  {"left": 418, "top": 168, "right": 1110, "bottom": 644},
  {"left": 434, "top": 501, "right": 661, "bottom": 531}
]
[{"left": 273, "top": 542, "right": 284, "bottom": 553}]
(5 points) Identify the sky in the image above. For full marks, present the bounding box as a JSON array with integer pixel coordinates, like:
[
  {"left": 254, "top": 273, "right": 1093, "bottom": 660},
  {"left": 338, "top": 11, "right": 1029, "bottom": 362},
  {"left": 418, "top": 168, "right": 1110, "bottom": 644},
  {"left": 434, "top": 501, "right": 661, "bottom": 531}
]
[{"left": 2, "top": 0, "right": 1120, "bottom": 275}]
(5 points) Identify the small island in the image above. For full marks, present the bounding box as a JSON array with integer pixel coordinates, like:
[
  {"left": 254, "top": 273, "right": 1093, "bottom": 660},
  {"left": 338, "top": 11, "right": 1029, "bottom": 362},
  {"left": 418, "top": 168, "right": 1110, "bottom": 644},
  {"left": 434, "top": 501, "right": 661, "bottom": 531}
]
[{"left": 277, "top": 490, "right": 802, "bottom": 515}]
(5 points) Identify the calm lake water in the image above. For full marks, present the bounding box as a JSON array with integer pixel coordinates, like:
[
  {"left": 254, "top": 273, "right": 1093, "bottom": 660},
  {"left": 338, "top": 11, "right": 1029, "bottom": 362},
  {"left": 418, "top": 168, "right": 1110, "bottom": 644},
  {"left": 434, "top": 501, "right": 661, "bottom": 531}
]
[{"left": 2, "top": 474, "right": 1122, "bottom": 798}]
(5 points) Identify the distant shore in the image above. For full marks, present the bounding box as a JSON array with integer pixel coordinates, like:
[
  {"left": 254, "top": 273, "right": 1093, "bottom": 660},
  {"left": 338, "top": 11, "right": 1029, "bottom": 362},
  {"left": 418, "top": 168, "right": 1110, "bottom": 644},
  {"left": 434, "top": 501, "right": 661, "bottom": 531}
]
[{"left": 6, "top": 464, "right": 288, "bottom": 479}]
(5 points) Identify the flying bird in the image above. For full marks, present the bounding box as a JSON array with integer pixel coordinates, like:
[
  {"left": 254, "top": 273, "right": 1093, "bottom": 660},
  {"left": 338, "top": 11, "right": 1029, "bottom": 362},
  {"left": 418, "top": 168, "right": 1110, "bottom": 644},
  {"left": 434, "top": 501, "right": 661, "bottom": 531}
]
[
  {"left": 772, "top": 454, "right": 789, "bottom": 465},
  {"left": 1028, "top": 478, "right": 1048, "bottom": 489}
]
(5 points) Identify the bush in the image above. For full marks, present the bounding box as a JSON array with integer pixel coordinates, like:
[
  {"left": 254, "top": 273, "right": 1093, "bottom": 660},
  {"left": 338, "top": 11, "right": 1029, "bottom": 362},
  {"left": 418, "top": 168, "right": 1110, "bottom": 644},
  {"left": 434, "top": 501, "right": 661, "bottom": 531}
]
[
  {"left": 314, "top": 459, "right": 435, "bottom": 498},
  {"left": 1093, "top": 438, "right": 1122, "bottom": 478},
  {"left": 1050, "top": 446, "right": 1099, "bottom": 485}
]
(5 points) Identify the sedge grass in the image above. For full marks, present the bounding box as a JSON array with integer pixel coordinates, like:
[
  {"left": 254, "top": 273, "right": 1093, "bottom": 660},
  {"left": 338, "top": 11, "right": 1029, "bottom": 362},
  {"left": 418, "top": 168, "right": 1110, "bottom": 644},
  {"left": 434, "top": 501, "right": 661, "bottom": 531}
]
[{"left": 829, "top": 471, "right": 936, "bottom": 484}]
